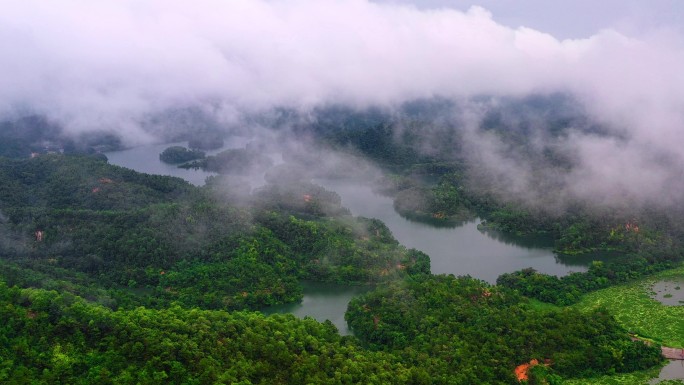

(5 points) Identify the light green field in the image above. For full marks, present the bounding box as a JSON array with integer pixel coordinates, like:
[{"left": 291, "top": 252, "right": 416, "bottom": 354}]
[
  {"left": 573, "top": 265, "right": 684, "bottom": 348},
  {"left": 563, "top": 265, "right": 684, "bottom": 385},
  {"left": 563, "top": 366, "right": 671, "bottom": 385}
]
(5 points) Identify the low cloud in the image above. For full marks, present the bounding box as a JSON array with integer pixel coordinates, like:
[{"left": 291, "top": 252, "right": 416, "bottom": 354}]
[{"left": 1, "top": 0, "right": 684, "bottom": 209}]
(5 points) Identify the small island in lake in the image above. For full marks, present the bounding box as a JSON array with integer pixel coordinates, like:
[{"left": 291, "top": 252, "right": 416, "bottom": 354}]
[{"left": 159, "top": 145, "right": 206, "bottom": 164}]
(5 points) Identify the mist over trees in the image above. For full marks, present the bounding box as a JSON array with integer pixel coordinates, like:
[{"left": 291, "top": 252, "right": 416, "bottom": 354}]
[
  {"left": 0, "top": 95, "right": 680, "bottom": 382},
  {"left": 159, "top": 146, "right": 205, "bottom": 164},
  {"left": 2, "top": 1, "right": 684, "bottom": 383}
]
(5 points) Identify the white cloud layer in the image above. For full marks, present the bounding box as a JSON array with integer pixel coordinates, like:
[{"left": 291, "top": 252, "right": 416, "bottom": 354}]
[{"left": 1, "top": 0, "right": 684, "bottom": 208}]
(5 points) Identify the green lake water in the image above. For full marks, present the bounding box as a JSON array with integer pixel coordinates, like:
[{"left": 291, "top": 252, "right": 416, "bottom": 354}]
[
  {"left": 107, "top": 142, "right": 681, "bottom": 381},
  {"left": 106, "top": 143, "right": 609, "bottom": 335}
]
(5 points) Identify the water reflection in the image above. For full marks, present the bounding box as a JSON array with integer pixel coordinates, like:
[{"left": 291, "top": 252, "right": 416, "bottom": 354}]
[
  {"left": 104, "top": 138, "right": 251, "bottom": 186},
  {"left": 477, "top": 227, "right": 555, "bottom": 249},
  {"left": 316, "top": 178, "right": 590, "bottom": 284},
  {"left": 105, "top": 144, "right": 612, "bottom": 332},
  {"left": 651, "top": 279, "right": 684, "bottom": 306},
  {"left": 651, "top": 360, "right": 684, "bottom": 384},
  {"left": 555, "top": 250, "right": 627, "bottom": 267},
  {"left": 261, "top": 282, "right": 372, "bottom": 335},
  {"left": 395, "top": 210, "right": 471, "bottom": 228}
]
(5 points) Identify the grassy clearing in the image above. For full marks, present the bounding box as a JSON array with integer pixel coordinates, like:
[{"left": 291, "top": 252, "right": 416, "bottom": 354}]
[
  {"left": 566, "top": 265, "right": 684, "bottom": 385},
  {"left": 573, "top": 265, "right": 684, "bottom": 348},
  {"left": 527, "top": 298, "right": 561, "bottom": 312}
]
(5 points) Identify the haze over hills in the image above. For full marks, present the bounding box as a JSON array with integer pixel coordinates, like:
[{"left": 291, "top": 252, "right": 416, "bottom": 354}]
[
  {"left": 1, "top": 1, "right": 684, "bottom": 384},
  {"left": 2, "top": 0, "right": 684, "bottom": 214}
]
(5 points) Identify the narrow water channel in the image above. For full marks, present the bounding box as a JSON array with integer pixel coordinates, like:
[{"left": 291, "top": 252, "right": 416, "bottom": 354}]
[
  {"left": 316, "top": 178, "right": 587, "bottom": 284},
  {"left": 105, "top": 142, "right": 588, "bottom": 281},
  {"left": 105, "top": 141, "right": 684, "bottom": 380},
  {"left": 105, "top": 142, "right": 684, "bottom": 384},
  {"left": 106, "top": 142, "right": 593, "bottom": 335},
  {"left": 260, "top": 282, "right": 371, "bottom": 335},
  {"left": 105, "top": 139, "right": 250, "bottom": 186}
]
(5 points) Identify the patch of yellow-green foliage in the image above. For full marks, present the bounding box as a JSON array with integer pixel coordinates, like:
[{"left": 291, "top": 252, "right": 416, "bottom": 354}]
[
  {"left": 574, "top": 265, "right": 684, "bottom": 348},
  {"left": 563, "top": 366, "right": 664, "bottom": 385},
  {"left": 566, "top": 265, "right": 684, "bottom": 385},
  {"left": 527, "top": 298, "right": 561, "bottom": 312}
]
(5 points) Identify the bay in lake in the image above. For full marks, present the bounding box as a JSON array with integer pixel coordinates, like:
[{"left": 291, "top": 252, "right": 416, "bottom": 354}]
[
  {"left": 104, "top": 141, "right": 684, "bottom": 380},
  {"left": 106, "top": 142, "right": 602, "bottom": 334}
]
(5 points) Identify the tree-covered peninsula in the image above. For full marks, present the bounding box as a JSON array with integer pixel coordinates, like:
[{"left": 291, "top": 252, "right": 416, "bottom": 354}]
[
  {"left": 159, "top": 146, "right": 205, "bottom": 164},
  {"left": 0, "top": 151, "right": 671, "bottom": 384}
]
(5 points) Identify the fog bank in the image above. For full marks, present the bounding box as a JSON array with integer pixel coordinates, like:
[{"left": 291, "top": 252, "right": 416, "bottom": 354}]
[{"left": 2, "top": 0, "right": 684, "bottom": 209}]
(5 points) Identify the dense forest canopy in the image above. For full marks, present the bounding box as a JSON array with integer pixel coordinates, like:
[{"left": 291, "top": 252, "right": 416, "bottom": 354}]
[
  {"left": 346, "top": 275, "right": 662, "bottom": 383},
  {"left": 0, "top": 154, "right": 430, "bottom": 311},
  {"left": 159, "top": 146, "right": 205, "bottom": 164},
  {"left": 1, "top": 93, "right": 683, "bottom": 384},
  {"left": 2, "top": 1, "right": 684, "bottom": 382}
]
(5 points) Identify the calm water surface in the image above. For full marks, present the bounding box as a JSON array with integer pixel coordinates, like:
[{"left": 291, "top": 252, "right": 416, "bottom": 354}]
[
  {"left": 261, "top": 282, "right": 371, "bottom": 335},
  {"left": 651, "top": 279, "right": 684, "bottom": 306},
  {"left": 316, "top": 178, "right": 587, "bottom": 283},
  {"left": 105, "top": 143, "right": 684, "bottom": 378},
  {"left": 651, "top": 360, "right": 684, "bottom": 384},
  {"left": 106, "top": 144, "right": 605, "bottom": 335},
  {"left": 105, "top": 139, "right": 250, "bottom": 186}
]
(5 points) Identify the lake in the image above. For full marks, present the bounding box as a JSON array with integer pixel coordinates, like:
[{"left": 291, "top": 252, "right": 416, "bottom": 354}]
[
  {"left": 651, "top": 279, "right": 684, "bottom": 306},
  {"left": 106, "top": 142, "right": 594, "bottom": 334},
  {"left": 316, "top": 178, "right": 587, "bottom": 284},
  {"left": 260, "top": 282, "right": 371, "bottom": 335},
  {"left": 105, "top": 139, "right": 251, "bottom": 186},
  {"left": 104, "top": 140, "right": 683, "bottom": 381}
]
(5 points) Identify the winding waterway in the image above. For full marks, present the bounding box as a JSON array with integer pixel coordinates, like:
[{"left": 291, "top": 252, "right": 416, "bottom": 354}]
[
  {"left": 105, "top": 139, "right": 251, "bottom": 186},
  {"left": 103, "top": 140, "right": 683, "bottom": 381},
  {"left": 316, "top": 178, "right": 589, "bottom": 283},
  {"left": 106, "top": 142, "right": 590, "bottom": 330}
]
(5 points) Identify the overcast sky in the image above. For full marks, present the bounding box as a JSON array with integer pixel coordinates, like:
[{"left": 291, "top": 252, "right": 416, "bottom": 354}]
[
  {"left": 2, "top": 1, "right": 682, "bottom": 109},
  {"left": 1, "top": 0, "right": 683, "bottom": 206},
  {"left": 379, "top": 0, "right": 684, "bottom": 39},
  {"left": 2, "top": 0, "right": 682, "bottom": 121}
]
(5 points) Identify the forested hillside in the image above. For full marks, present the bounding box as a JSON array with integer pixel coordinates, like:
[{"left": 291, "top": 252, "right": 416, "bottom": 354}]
[
  {"left": 3, "top": 0, "right": 684, "bottom": 382},
  {"left": 1, "top": 96, "right": 682, "bottom": 384},
  {"left": 0, "top": 281, "right": 409, "bottom": 384},
  {"left": 346, "top": 275, "right": 662, "bottom": 383},
  {"left": 304, "top": 101, "right": 684, "bottom": 301},
  {"left": 0, "top": 150, "right": 670, "bottom": 384},
  {"left": 0, "top": 154, "right": 427, "bottom": 312}
]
